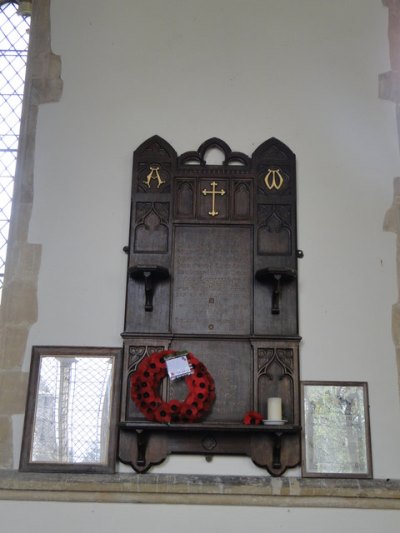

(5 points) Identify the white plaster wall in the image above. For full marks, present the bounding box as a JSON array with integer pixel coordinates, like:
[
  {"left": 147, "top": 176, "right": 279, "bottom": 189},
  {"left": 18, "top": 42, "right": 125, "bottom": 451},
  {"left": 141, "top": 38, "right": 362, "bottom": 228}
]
[
  {"left": 1, "top": 501, "right": 400, "bottom": 533},
  {"left": 22, "top": 0, "right": 400, "bottom": 487}
]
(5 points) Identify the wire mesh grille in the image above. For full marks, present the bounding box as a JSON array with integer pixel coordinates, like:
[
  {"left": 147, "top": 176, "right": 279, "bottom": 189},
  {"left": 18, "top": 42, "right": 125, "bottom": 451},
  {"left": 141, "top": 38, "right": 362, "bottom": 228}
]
[
  {"left": 0, "top": 2, "right": 30, "bottom": 296},
  {"left": 32, "top": 356, "right": 113, "bottom": 464}
]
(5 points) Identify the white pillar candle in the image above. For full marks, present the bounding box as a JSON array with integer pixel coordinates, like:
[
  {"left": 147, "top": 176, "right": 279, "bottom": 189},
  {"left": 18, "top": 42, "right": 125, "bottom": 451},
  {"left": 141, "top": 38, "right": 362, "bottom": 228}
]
[{"left": 267, "top": 397, "right": 282, "bottom": 420}]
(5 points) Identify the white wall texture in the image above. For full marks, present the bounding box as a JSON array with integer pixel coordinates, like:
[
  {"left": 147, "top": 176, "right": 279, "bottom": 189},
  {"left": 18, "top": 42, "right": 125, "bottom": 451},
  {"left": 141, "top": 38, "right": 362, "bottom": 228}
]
[
  {"left": 2, "top": 0, "right": 400, "bottom": 530},
  {"left": 1, "top": 501, "right": 400, "bottom": 533}
]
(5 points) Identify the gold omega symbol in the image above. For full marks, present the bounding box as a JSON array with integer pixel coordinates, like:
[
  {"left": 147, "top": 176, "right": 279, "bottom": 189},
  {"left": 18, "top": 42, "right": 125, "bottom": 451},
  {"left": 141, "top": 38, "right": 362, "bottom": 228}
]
[{"left": 264, "top": 168, "right": 284, "bottom": 191}]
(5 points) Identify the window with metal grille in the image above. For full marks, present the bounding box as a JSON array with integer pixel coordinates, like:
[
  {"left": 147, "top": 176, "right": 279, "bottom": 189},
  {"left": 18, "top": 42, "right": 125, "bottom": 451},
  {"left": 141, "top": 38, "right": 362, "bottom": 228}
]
[
  {"left": 32, "top": 356, "right": 113, "bottom": 464},
  {"left": 0, "top": 1, "right": 30, "bottom": 299}
]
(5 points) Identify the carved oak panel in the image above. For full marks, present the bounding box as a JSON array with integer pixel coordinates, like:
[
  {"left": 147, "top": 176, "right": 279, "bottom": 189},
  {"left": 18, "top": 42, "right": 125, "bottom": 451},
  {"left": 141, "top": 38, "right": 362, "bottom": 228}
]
[{"left": 120, "top": 136, "right": 302, "bottom": 475}]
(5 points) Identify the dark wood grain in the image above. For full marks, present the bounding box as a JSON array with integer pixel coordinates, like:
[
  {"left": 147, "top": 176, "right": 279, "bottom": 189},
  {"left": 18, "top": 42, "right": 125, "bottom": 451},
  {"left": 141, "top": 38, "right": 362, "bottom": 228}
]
[{"left": 120, "top": 136, "right": 302, "bottom": 475}]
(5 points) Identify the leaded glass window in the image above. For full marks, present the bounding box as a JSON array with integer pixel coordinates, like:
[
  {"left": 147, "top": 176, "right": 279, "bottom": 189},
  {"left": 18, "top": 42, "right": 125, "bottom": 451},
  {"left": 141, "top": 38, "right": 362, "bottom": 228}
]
[{"left": 0, "top": 1, "right": 30, "bottom": 299}]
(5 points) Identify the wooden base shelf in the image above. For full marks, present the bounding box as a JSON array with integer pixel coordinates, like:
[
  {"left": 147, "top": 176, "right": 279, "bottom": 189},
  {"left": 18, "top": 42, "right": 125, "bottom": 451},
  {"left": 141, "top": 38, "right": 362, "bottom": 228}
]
[
  {"left": 120, "top": 421, "right": 299, "bottom": 432},
  {"left": 119, "top": 422, "right": 301, "bottom": 476}
]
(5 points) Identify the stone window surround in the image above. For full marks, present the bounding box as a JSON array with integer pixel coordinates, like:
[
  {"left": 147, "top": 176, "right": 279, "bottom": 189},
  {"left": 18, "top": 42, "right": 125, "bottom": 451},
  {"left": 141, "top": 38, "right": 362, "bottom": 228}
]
[
  {"left": 0, "top": 0, "right": 399, "bottom": 509},
  {"left": 0, "top": 0, "right": 62, "bottom": 469}
]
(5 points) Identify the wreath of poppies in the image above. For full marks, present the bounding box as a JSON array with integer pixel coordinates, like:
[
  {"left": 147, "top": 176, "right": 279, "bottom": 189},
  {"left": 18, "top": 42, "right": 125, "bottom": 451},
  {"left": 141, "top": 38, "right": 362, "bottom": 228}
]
[{"left": 130, "top": 350, "right": 216, "bottom": 423}]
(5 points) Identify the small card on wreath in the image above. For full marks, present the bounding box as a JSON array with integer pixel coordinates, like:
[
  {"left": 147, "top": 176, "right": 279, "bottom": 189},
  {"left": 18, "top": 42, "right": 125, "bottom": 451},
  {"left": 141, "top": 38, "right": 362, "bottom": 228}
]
[{"left": 165, "top": 354, "right": 192, "bottom": 380}]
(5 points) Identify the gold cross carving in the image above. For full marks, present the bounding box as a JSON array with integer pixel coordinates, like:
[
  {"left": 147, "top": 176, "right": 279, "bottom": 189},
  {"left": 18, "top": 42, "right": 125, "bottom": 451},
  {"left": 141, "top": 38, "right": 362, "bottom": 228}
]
[{"left": 202, "top": 181, "right": 226, "bottom": 217}]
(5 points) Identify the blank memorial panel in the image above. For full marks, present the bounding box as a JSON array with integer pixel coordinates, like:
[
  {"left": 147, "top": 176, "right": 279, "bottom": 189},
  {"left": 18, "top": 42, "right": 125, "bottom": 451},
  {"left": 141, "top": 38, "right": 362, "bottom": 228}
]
[{"left": 172, "top": 226, "right": 252, "bottom": 335}]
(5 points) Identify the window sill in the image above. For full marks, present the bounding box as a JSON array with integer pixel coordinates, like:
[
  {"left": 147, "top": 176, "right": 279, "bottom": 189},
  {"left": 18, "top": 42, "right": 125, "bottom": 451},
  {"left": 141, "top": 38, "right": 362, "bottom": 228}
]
[{"left": 0, "top": 471, "right": 399, "bottom": 509}]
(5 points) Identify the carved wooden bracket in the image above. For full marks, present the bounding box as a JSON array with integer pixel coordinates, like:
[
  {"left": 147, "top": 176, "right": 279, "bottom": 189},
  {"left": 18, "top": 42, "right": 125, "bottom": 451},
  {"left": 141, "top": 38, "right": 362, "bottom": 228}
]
[
  {"left": 129, "top": 265, "right": 169, "bottom": 312},
  {"left": 255, "top": 268, "right": 297, "bottom": 315}
]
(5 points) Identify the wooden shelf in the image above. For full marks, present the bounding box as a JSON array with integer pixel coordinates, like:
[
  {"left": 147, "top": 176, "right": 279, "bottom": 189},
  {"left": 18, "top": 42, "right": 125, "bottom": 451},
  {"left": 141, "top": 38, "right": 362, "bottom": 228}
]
[
  {"left": 120, "top": 421, "right": 300, "bottom": 433},
  {"left": 119, "top": 421, "right": 301, "bottom": 475}
]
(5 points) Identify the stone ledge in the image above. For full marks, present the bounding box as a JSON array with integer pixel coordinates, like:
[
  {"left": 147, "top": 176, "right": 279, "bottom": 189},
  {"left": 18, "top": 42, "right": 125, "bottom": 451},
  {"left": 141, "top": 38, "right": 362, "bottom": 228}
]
[{"left": 0, "top": 471, "right": 399, "bottom": 508}]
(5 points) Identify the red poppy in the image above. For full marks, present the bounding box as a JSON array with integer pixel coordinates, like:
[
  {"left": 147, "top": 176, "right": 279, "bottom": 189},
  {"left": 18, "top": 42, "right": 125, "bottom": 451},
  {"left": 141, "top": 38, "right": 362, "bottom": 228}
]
[
  {"left": 188, "top": 354, "right": 200, "bottom": 368},
  {"left": 192, "top": 377, "right": 208, "bottom": 390},
  {"left": 243, "top": 411, "right": 263, "bottom": 425},
  {"left": 180, "top": 404, "right": 198, "bottom": 421},
  {"left": 167, "top": 399, "right": 182, "bottom": 414},
  {"left": 153, "top": 405, "right": 172, "bottom": 423}
]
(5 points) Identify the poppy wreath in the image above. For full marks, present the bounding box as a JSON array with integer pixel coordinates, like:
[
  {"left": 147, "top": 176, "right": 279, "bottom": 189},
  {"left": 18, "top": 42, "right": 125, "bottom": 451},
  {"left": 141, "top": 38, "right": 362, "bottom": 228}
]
[{"left": 130, "top": 350, "right": 216, "bottom": 423}]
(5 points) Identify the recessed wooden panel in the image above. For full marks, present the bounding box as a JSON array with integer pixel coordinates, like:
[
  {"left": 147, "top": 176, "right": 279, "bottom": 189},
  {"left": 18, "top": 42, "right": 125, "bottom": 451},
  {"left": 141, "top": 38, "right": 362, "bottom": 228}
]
[
  {"left": 257, "top": 348, "right": 294, "bottom": 422},
  {"left": 175, "top": 179, "right": 196, "bottom": 219},
  {"left": 233, "top": 180, "right": 252, "bottom": 220},
  {"left": 198, "top": 179, "right": 229, "bottom": 219},
  {"left": 257, "top": 204, "right": 292, "bottom": 256},
  {"left": 170, "top": 339, "right": 252, "bottom": 421},
  {"left": 134, "top": 204, "right": 169, "bottom": 253},
  {"left": 172, "top": 225, "right": 252, "bottom": 335},
  {"left": 124, "top": 279, "right": 171, "bottom": 334}
]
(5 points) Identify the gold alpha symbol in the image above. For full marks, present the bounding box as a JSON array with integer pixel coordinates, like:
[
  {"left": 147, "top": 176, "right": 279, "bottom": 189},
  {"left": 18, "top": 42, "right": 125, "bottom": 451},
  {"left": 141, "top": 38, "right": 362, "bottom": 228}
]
[
  {"left": 202, "top": 181, "right": 226, "bottom": 217},
  {"left": 264, "top": 168, "right": 284, "bottom": 191},
  {"left": 143, "top": 165, "right": 166, "bottom": 189}
]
